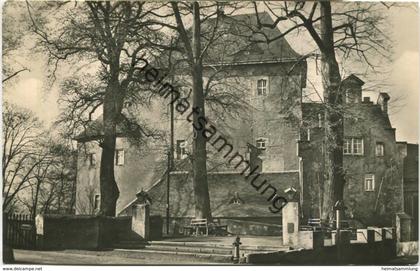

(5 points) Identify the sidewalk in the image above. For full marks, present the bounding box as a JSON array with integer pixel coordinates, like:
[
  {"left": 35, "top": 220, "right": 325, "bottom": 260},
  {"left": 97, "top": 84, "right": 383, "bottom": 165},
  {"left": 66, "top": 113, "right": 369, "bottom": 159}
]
[
  {"left": 160, "top": 235, "right": 284, "bottom": 248},
  {"left": 385, "top": 256, "right": 419, "bottom": 265},
  {"left": 11, "top": 249, "right": 222, "bottom": 265}
]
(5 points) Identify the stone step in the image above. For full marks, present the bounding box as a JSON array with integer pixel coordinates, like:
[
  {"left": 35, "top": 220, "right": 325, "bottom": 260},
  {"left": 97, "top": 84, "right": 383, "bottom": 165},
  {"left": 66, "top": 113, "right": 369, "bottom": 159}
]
[
  {"left": 146, "top": 244, "right": 233, "bottom": 255},
  {"left": 147, "top": 243, "right": 280, "bottom": 255},
  {"left": 149, "top": 240, "right": 284, "bottom": 251},
  {"left": 114, "top": 248, "right": 233, "bottom": 263},
  {"left": 113, "top": 240, "right": 148, "bottom": 249}
]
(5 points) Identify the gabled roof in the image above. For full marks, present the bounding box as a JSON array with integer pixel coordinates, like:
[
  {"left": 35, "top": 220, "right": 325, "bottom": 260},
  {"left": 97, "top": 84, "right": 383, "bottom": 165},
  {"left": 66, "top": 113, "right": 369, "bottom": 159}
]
[
  {"left": 74, "top": 115, "right": 125, "bottom": 142},
  {"left": 342, "top": 74, "right": 365, "bottom": 86},
  {"left": 201, "top": 12, "right": 302, "bottom": 65},
  {"left": 302, "top": 100, "right": 393, "bottom": 130}
]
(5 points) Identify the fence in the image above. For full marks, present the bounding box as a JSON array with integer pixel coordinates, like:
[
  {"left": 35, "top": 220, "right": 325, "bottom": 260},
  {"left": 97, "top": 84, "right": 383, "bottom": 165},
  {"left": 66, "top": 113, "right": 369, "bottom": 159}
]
[{"left": 3, "top": 213, "right": 36, "bottom": 249}]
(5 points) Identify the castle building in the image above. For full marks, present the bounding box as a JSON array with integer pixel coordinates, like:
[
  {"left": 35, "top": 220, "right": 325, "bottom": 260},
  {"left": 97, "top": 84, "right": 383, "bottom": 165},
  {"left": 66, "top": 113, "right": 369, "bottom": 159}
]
[{"left": 75, "top": 13, "right": 416, "bottom": 236}]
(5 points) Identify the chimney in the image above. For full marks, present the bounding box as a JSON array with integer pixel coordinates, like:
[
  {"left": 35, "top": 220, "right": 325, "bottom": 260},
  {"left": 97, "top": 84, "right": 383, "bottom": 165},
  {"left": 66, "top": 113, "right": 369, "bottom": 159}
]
[
  {"left": 377, "top": 92, "right": 390, "bottom": 115},
  {"left": 342, "top": 74, "right": 364, "bottom": 104}
]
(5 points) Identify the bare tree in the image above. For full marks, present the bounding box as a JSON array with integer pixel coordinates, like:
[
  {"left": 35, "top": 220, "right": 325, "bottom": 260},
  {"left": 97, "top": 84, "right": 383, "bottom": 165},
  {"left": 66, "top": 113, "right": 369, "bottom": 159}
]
[
  {"left": 27, "top": 1, "right": 165, "bottom": 216},
  {"left": 16, "top": 139, "right": 77, "bottom": 218},
  {"left": 155, "top": 2, "right": 251, "bottom": 219},
  {"left": 2, "top": 102, "right": 46, "bottom": 211},
  {"left": 252, "top": 1, "right": 391, "bottom": 220},
  {"left": 2, "top": 1, "right": 30, "bottom": 83}
]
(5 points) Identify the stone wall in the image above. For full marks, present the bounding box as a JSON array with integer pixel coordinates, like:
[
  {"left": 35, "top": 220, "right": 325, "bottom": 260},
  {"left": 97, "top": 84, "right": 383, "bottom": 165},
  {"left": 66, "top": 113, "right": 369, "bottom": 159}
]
[
  {"left": 246, "top": 241, "right": 398, "bottom": 264},
  {"left": 119, "top": 171, "right": 299, "bottom": 235},
  {"left": 147, "top": 171, "right": 299, "bottom": 218},
  {"left": 35, "top": 214, "right": 131, "bottom": 250},
  {"left": 246, "top": 229, "right": 398, "bottom": 264},
  {"left": 161, "top": 216, "right": 282, "bottom": 236},
  {"left": 397, "top": 241, "right": 418, "bottom": 256}
]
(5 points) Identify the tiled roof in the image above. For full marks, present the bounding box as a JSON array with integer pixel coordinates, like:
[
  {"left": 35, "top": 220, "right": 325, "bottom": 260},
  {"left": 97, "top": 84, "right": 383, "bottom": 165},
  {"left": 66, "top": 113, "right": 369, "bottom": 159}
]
[
  {"left": 202, "top": 12, "right": 302, "bottom": 65},
  {"left": 302, "top": 100, "right": 393, "bottom": 129},
  {"left": 74, "top": 115, "right": 125, "bottom": 142}
]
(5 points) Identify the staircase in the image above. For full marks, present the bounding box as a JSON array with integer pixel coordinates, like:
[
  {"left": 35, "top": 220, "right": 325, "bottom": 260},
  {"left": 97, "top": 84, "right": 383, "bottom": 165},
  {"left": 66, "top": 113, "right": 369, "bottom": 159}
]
[
  {"left": 113, "top": 239, "right": 285, "bottom": 263},
  {"left": 112, "top": 231, "right": 147, "bottom": 249}
]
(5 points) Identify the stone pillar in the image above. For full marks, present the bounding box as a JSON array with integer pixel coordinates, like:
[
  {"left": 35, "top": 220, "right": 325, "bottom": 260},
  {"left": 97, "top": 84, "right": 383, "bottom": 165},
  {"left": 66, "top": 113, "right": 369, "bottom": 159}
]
[
  {"left": 382, "top": 227, "right": 397, "bottom": 258},
  {"left": 282, "top": 201, "right": 299, "bottom": 247},
  {"left": 396, "top": 213, "right": 412, "bottom": 242},
  {"left": 338, "top": 230, "right": 351, "bottom": 245},
  {"left": 367, "top": 229, "right": 376, "bottom": 243},
  {"left": 3, "top": 213, "right": 14, "bottom": 263},
  {"left": 132, "top": 204, "right": 150, "bottom": 240},
  {"left": 35, "top": 214, "right": 44, "bottom": 249}
]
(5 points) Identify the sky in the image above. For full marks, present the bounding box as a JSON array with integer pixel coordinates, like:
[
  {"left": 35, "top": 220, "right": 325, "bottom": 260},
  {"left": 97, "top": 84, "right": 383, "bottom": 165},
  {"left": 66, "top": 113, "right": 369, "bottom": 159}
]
[{"left": 2, "top": 1, "right": 420, "bottom": 143}]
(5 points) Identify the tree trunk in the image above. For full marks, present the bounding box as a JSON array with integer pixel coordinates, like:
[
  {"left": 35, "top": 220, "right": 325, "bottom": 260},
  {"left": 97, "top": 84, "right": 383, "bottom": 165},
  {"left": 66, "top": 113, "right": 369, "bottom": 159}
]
[
  {"left": 99, "top": 80, "right": 121, "bottom": 217},
  {"left": 319, "top": 2, "right": 344, "bottom": 221},
  {"left": 191, "top": 2, "right": 212, "bottom": 220},
  {"left": 32, "top": 178, "right": 41, "bottom": 220}
]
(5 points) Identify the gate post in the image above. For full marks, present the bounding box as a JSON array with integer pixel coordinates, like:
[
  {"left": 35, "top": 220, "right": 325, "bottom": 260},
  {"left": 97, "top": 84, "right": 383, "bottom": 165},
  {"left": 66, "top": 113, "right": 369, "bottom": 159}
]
[
  {"left": 3, "top": 213, "right": 14, "bottom": 263},
  {"left": 35, "top": 214, "right": 45, "bottom": 249},
  {"left": 132, "top": 204, "right": 150, "bottom": 240},
  {"left": 282, "top": 188, "right": 299, "bottom": 248}
]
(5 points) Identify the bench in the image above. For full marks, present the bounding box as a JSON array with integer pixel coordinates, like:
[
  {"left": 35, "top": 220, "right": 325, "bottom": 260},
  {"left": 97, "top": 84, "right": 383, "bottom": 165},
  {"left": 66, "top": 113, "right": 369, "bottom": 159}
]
[
  {"left": 183, "top": 218, "right": 228, "bottom": 236},
  {"left": 308, "top": 218, "right": 323, "bottom": 231},
  {"left": 329, "top": 219, "right": 350, "bottom": 229},
  {"left": 306, "top": 218, "right": 351, "bottom": 231}
]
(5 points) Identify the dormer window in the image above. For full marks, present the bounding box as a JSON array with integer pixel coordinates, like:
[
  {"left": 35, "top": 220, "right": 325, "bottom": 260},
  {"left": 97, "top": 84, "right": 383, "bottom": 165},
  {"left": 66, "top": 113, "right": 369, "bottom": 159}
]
[
  {"left": 257, "top": 79, "right": 268, "bottom": 96},
  {"left": 256, "top": 138, "right": 268, "bottom": 150},
  {"left": 116, "top": 149, "right": 125, "bottom": 166},
  {"left": 88, "top": 153, "right": 96, "bottom": 166},
  {"left": 176, "top": 140, "right": 188, "bottom": 159},
  {"left": 229, "top": 192, "right": 244, "bottom": 205}
]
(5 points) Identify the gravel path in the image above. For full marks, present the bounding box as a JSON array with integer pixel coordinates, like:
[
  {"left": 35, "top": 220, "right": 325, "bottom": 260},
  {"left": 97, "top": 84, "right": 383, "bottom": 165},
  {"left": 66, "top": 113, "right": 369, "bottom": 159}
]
[{"left": 12, "top": 249, "right": 227, "bottom": 265}]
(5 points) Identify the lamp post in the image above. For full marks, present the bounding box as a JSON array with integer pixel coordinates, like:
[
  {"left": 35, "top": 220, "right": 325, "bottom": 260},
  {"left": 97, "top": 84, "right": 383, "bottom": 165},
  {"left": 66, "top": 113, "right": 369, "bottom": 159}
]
[
  {"left": 284, "top": 187, "right": 298, "bottom": 202},
  {"left": 232, "top": 236, "right": 242, "bottom": 263},
  {"left": 166, "top": 151, "right": 171, "bottom": 235},
  {"left": 334, "top": 200, "right": 345, "bottom": 263}
]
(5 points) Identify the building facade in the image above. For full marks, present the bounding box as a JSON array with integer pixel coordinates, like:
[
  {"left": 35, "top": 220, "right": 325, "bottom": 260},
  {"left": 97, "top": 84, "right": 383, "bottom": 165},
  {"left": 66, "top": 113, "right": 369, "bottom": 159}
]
[
  {"left": 75, "top": 12, "right": 415, "bottom": 235},
  {"left": 299, "top": 75, "right": 406, "bottom": 227}
]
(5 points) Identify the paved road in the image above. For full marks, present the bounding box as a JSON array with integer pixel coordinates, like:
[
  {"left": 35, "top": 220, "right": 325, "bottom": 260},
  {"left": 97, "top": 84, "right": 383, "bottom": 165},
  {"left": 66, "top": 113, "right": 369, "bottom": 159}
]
[
  {"left": 11, "top": 249, "right": 418, "bottom": 266},
  {"left": 12, "top": 249, "right": 221, "bottom": 265}
]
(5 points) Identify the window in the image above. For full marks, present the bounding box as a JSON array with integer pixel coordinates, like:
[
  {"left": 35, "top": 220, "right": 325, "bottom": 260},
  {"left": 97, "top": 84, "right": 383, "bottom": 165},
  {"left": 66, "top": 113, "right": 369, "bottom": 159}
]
[
  {"left": 343, "top": 138, "right": 364, "bottom": 155},
  {"left": 318, "top": 113, "right": 322, "bottom": 128},
  {"left": 176, "top": 140, "right": 187, "bottom": 159},
  {"left": 343, "top": 139, "right": 351, "bottom": 154},
  {"left": 257, "top": 79, "right": 268, "bottom": 96},
  {"left": 229, "top": 192, "right": 244, "bottom": 205},
  {"left": 88, "top": 153, "right": 96, "bottom": 166},
  {"left": 376, "top": 142, "right": 384, "bottom": 157},
  {"left": 353, "top": 138, "right": 363, "bottom": 154},
  {"left": 364, "top": 174, "right": 375, "bottom": 191},
  {"left": 256, "top": 138, "right": 268, "bottom": 150},
  {"left": 94, "top": 194, "right": 100, "bottom": 210},
  {"left": 116, "top": 149, "right": 125, "bottom": 166}
]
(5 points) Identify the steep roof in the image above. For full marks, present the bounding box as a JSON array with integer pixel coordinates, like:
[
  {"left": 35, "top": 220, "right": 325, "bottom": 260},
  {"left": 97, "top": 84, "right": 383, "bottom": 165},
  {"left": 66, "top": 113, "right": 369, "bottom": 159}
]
[
  {"left": 342, "top": 74, "right": 365, "bottom": 86},
  {"left": 74, "top": 115, "right": 125, "bottom": 142},
  {"left": 202, "top": 12, "right": 302, "bottom": 65},
  {"left": 302, "top": 99, "right": 393, "bottom": 131}
]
